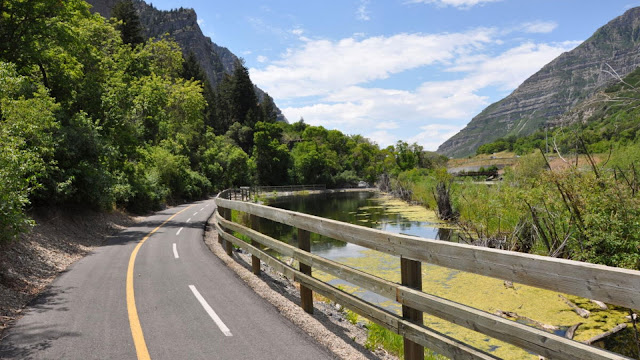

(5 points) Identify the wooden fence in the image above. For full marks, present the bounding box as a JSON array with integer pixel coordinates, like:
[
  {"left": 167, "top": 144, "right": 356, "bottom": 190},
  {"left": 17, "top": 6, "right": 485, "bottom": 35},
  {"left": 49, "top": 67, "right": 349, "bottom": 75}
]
[
  {"left": 214, "top": 189, "right": 639, "bottom": 360},
  {"left": 221, "top": 185, "right": 326, "bottom": 202}
]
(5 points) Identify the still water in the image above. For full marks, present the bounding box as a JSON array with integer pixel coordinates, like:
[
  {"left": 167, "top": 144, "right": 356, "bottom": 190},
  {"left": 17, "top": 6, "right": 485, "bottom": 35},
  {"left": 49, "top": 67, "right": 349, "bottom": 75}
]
[
  {"left": 261, "top": 190, "right": 450, "bottom": 260},
  {"left": 242, "top": 190, "right": 634, "bottom": 359}
]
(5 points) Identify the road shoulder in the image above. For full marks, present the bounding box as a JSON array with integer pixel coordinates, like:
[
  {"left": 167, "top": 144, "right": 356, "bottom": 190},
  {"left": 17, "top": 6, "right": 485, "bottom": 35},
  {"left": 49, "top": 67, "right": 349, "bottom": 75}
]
[{"left": 204, "top": 215, "right": 396, "bottom": 360}]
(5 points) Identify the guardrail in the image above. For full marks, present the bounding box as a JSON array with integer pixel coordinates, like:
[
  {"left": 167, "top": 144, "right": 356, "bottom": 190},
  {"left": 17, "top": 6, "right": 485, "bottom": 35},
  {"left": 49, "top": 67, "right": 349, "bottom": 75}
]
[{"left": 214, "top": 190, "right": 639, "bottom": 360}]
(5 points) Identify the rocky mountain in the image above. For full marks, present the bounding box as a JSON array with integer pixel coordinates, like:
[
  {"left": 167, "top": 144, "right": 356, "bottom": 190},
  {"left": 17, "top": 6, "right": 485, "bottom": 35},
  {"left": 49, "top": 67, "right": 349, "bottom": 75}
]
[
  {"left": 437, "top": 7, "right": 640, "bottom": 158},
  {"left": 85, "top": 0, "right": 286, "bottom": 122}
]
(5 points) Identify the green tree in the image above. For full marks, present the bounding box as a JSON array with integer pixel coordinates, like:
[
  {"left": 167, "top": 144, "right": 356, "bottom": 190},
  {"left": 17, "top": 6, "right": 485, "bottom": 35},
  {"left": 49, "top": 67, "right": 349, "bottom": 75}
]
[
  {"left": 112, "top": 0, "right": 144, "bottom": 46},
  {"left": 351, "top": 139, "right": 382, "bottom": 184},
  {"left": 394, "top": 141, "right": 417, "bottom": 172},
  {"left": 181, "top": 51, "right": 218, "bottom": 131},
  {"left": 0, "top": 62, "right": 59, "bottom": 241},
  {"left": 253, "top": 121, "right": 290, "bottom": 185},
  {"left": 200, "top": 133, "right": 250, "bottom": 190},
  {"left": 230, "top": 59, "right": 259, "bottom": 127},
  {"left": 291, "top": 141, "right": 331, "bottom": 185},
  {"left": 260, "top": 92, "right": 278, "bottom": 123},
  {"left": 225, "top": 121, "right": 254, "bottom": 154}
]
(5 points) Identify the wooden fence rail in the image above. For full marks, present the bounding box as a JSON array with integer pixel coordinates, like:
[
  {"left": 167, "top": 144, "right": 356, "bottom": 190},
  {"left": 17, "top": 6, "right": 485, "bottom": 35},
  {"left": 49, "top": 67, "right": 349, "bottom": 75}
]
[
  {"left": 214, "top": 190, "right": 639, "bottom": 360},
  {"left": 219, "top": 185, "right": 327, "bottom": 201}
]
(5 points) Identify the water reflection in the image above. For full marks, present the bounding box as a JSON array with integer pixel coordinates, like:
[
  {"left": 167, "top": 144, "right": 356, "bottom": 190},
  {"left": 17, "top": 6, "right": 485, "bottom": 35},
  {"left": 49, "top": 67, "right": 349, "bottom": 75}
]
[{"left": 261, "top": 191, "right": 449, "bottom": 251}]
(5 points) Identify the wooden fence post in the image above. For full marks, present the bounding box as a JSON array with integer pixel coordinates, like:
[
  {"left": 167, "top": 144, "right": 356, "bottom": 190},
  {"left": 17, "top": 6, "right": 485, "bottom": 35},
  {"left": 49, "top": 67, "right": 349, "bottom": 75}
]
[
  {"left": 250, "top": 214, "right": 261, "bottom": 275},
  {"left": 401, "top": 256, "right": 424, "bottom": 360},
  {"left": 298, "top": 228, "right": 313, "bottom": 314},
  {"left": 222, "top": 207, "right": 233, "bottom": 256},
  {"left": 217, "top": 207, "right": 224, "bottom": 245}
]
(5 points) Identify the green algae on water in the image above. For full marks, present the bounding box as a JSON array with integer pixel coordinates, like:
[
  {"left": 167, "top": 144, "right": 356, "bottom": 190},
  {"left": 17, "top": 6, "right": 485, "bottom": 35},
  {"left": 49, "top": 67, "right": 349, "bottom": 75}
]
[{"left": 314, "top": 248, "right": 630, "bottom": 359}]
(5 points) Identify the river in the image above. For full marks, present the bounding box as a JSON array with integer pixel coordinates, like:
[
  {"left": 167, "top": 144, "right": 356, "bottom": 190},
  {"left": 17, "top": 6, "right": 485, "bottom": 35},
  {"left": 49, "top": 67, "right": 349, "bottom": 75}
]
[{"left": 243, "top": 190, "right": 634, "bottom": 359}]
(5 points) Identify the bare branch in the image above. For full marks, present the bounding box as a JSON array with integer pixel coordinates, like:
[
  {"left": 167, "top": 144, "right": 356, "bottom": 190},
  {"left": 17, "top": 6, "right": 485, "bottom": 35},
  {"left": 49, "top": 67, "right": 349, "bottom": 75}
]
[
  {"left": 553, "top": 136, "right": 569, "bottom": 164},
  {"left": 603, "top": 63, "right": 636, "bottom": 90}
]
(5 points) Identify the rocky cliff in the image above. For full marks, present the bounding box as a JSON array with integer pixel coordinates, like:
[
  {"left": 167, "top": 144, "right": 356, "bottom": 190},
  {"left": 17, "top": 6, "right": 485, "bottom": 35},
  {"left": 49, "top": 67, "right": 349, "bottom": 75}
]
[
  {"left": 85, "top": 0, "right": 286, "bottom": 122},
  {"left": 437, "top": 7, "right": 640, "bottom": 158}
]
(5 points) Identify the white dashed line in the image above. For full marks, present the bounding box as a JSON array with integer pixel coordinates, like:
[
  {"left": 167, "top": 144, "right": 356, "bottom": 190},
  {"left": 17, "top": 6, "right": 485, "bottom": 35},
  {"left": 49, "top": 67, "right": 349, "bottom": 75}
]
[
  {"left": 193, "top": 212, "right": 198, "bottom": 216},
  {"left": 176, "top": 227, "right": 183, "bottom": 235},
  {"left": 200, "top": 207, "right": 205, "bottom": 211},
  {"left": 189, "top": 285, "right": 232, "bottom": 336},
  {"left": 186, "top": 218, "right": 191, "bottom": 223},
  {"left": 173, "top": 243, "right": 179, "bottom": 259}
]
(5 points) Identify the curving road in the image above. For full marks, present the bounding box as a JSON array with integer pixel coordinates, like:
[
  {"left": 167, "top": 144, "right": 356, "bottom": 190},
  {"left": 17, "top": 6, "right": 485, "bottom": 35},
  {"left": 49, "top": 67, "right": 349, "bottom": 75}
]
[{"left": 0, "top": 199, "right": 333, "bottom": 359}]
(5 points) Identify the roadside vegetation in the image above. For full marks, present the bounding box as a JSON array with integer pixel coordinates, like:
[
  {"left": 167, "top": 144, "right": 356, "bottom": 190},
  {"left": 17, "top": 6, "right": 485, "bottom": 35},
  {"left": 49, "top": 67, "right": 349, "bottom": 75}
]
[{"left": 391, "top": 149, "right": 640, "bottom": 270}]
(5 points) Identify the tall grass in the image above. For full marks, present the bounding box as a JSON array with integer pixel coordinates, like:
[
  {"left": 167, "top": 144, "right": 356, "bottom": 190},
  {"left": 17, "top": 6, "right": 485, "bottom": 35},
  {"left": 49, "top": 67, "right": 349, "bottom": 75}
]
[{"left": 365, "top": 323, "right": 448, "bottom": 360}]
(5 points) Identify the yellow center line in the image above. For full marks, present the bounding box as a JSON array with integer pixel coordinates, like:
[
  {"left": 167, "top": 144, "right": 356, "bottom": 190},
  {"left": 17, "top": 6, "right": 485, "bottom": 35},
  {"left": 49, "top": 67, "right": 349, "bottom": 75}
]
[{"left": 127, "top": 205, "right": 194, "bottom": 360}]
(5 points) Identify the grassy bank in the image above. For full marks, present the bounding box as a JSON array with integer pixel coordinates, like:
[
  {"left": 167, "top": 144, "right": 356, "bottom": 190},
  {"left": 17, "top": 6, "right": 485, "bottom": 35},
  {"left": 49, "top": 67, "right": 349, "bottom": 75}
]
[{"left": 390, "top": 148, "right": 640, "bottom": 270}]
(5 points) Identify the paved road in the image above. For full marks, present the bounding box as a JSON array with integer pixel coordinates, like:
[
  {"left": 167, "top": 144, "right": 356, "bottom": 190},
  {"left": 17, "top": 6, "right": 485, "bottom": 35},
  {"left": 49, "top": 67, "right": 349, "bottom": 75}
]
[{"left": 0, "top": 199, "right": 333, "bottom": 359}]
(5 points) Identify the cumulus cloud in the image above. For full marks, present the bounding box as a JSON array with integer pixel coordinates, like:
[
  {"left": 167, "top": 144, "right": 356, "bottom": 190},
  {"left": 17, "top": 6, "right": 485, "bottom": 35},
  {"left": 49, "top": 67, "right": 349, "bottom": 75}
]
[
  {"left": 406, "top": 0, "right": 502, "bottom": 10},
  {"left": 376, "top": 121, "right": 399, "bottom": 130},
  {"left": 446, "top": 41, "right": 581, "bottom": 89},
  {"left": 365, "top": 130, "right": 399, "bottom": 147},
  {"left": 407, "top": 124, "right": 466, "bottom": 150},
  {"left": 257, "top": 55, "right": 268, "bottom": 63},
  {"left": 250, "top": 29, "right": 496, "bottom": 98},
  {"left": 520, "top": 21, "right": 558, "bottom": 34},
  {"left": 365, "top": 125, "right": 465, "bottom": 148}
]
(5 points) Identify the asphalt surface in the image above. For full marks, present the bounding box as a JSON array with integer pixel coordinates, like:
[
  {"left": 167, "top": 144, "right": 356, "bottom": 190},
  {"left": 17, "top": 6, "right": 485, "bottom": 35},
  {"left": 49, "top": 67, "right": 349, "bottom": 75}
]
[{"left": 0, "top": 199, "right": 333, "bottom": 359}]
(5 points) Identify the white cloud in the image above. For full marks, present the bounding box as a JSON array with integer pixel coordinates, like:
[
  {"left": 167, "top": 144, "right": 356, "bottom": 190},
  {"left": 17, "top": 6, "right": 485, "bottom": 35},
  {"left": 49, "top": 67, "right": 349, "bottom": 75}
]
[
  {"left": 366, "top": 125, "right": 465, "bottom": 149},
  {"left": 251, "top": 24, "right": 581, "bottom": 150},
  {"left": 376, "top": 121, "right": 399, "bottom": 130},
  {"left": 357, "top": 0, "right": 371, "bottom": 21},
  {"left": 407, "top": 124, "right": 466, "bottom": 150},
  {"left": 257, "top": 55, "right": 268, "bottom": 63},
  {"left": 407, "top": 0, "right": 502, "bottom": 10},
  {"left": 520, "top": 21, "right": 558, "bottom": 34},
  {"left": 365, "top": 131, "right": 398, "bottom": 147},
  {"left": 446, "top": 41, "right": 581, "bottom": 89},
  {"left": 291, "top": 28, "right": 304, "bottom": 36},
  {"left": 197, "top": 19, "right": 205, "bottom": 26},
  {"left": 250, "top": 29, "right": 496, "bottom": 98}
]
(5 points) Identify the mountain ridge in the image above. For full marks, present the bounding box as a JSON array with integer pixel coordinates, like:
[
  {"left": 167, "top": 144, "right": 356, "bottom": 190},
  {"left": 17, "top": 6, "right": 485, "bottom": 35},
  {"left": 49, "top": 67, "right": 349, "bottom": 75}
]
[
  {"left": 85, "top": 0, "right": 286, "bottom": 122},
  {"left": 437, "top": 6, "right": 640, "bottom": 158}
]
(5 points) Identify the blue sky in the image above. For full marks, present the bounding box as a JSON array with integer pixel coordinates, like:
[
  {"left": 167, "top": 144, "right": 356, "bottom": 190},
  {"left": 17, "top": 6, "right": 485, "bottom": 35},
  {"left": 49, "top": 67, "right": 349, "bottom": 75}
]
[{"left": 146, "top": 0, "right": 640, "bottom": 150}]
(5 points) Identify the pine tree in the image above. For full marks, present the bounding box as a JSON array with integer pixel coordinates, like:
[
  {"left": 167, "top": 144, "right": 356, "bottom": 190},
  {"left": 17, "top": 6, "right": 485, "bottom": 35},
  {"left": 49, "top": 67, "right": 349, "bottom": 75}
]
[
  {"left": 260, "top": 93, "right": 278, "bottom": 123},
  {"left": 112, "top": 0, "right": 144, "bottom": 46},
  {"left": 230, "top": 59, "right": 259, "bottom": 128},
  {"left": 181, "top": 51, "right": 218, "bottom": 133}
]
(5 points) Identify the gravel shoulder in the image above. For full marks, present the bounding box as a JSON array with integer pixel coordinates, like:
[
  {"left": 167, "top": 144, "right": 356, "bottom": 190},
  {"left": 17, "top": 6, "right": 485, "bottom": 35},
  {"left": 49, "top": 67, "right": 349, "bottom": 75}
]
[{"left": 204, "top": 215, "right": 398, "bottom": 360}]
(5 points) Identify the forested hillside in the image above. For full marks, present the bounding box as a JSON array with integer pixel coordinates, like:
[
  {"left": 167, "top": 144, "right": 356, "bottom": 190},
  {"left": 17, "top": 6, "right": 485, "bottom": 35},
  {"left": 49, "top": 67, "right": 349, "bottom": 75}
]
[{"left": 0, "top": 0, "right": 445, "bottom": 243}]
